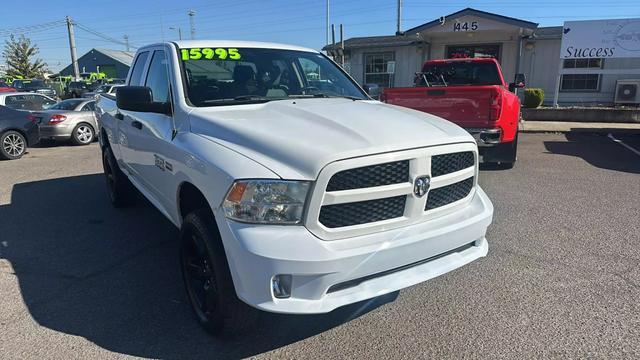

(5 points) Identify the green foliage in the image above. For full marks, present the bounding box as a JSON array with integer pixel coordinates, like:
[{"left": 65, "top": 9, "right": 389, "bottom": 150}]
[
  {"left": 2, "top": 34, "right": 47, "bottom": 79},
  {"left": 523, "top": 88, "right": 545, "bottom": 108}
]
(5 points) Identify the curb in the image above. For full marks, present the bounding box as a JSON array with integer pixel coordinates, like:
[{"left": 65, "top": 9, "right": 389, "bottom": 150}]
[{"left": 520, "top": 128, "right": 640, "bottom": 134}]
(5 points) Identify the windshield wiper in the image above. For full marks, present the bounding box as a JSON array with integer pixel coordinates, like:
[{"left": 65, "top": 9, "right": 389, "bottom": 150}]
[
  {"left": 289, "top": 93, "right": 363, "bottom": 101},
  {"left": 202, "top": 95, "right": 272, "bottom": 105}
]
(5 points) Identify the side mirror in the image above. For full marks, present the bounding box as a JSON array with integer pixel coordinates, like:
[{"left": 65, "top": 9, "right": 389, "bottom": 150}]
[
  {"left": 362, "top": 83, "right": 380, "bottom": 99},
  {"left": 509, "top": 73, "right": 526, "bottom": 92},
  {"left": 116, "top": 86, "right": 170, "bottom": 114}
]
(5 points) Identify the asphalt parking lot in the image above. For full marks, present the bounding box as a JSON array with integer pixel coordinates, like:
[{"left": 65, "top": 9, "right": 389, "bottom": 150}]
[{"left": 0, "top": 133, "right": 639, "bottom": 359}]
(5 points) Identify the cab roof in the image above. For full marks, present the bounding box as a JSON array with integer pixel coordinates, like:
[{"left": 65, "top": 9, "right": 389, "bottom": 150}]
[{"left": 141, "top": 40, "right": 319, "bottom": 54}]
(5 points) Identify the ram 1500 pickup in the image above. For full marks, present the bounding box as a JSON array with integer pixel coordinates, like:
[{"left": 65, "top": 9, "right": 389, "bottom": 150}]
[
  {"left": 96, "top": 40, "right": 493, "bottom": 334},
  {"left": 381, "top": 58, "right": 524, "bottom": 168}
]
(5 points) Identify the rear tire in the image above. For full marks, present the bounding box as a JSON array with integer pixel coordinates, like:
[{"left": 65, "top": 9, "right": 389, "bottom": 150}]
[
  {"left": 0, "top": 131, "right": 27, "bottom": 160},
  {"left": 180, "top": 209, "right": 258, "bottom": 335},
  {"left": 71, "top": 123, "right": 95, "bottom": 145},
  {"left": 102, "top": 147, "right": 135, "bottom": 207}
]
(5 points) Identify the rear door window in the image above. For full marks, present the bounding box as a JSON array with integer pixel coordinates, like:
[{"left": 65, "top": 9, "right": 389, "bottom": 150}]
[
  {"left": 31, "top": 95, "right": 56, "bottom": 110},
  {"left": 129, "top": 51, "right": 150, "bottom": 86},
  {"left": 4, "top": 95, "right": 27, "bottom": 109}
]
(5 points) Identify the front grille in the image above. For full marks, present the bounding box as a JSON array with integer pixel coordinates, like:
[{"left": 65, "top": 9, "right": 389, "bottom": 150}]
[
  {"left": 431, "top": 151, "right": 474, "bottom": 177},
  {"left": 319, "top": 195, "right": 406, "bottom": 228},
  {"left": 326, "top": 160, "right": 409, "bottom": 191},
  {"left": 426, "top": 177, "right": 474, "bottom": 210}
]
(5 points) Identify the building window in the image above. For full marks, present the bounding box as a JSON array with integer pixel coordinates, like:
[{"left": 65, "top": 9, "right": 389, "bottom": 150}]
[
  {"left": 560, "top": 58, "right": 602, "bottom": 91},
  {"left": 364, "top": 52, "right": 395, "bottom": 88},
  {"left": 563, "top": 58, "right": 602, "bottom": 69},
  {"left": 446, "top": 44, "right": 501, "bottom": 62}
]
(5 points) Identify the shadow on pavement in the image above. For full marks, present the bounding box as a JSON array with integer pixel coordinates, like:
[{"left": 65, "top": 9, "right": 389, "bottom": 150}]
[
  {"left": 0, "top": 174, "right": 397, "bottom": 359},
  {"left": 543, "top": 133, "right": 640, "bottom": 174}
]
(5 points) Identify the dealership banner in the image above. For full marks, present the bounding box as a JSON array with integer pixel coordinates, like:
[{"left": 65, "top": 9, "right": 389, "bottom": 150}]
[{"left": 560, "top": 18, "right": 640, "bottom": 59}]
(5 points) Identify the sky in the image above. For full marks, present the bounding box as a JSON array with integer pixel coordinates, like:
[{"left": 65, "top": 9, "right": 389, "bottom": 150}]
[{"left": 1, "top": 0, "right": 639, "bottom": 73}]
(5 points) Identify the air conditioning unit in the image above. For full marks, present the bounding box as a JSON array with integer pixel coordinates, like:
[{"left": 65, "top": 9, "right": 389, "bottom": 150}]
[{"left": 614, "top": 79, "right": 640, "bottom": 104}]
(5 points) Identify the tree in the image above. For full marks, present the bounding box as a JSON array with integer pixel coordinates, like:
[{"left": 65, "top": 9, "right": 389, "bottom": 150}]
[{"left": 2, "top": 34, "right": 47, "bottom": 79}]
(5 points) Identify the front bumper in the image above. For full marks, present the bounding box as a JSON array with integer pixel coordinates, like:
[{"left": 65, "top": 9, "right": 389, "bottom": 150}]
[{"left": 216, "top": 186, "right": 493, "bottom": 314}]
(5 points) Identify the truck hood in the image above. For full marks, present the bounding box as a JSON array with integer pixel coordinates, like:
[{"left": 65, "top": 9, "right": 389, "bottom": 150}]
[{"left": 189, "top": 98, "right": 474, "bottom": 180}]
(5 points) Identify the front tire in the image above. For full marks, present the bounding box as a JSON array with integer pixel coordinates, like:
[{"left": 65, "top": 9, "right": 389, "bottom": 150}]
[
  {"left": 71, "top": 123, "right": 95, "bottom": 145},
  {"left": 0, "top": 131, "right": 27, "bottom": 160},
  {"left": 102, "top": 147, "right": 135, "bottom": 207},
  {"left": 180, "top": 209, "right": 258, "bottom": 335}
]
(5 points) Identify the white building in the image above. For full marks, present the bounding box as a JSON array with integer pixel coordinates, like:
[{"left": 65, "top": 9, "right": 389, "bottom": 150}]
[{"left": 325, "top": 8, "right": 640, "bottom": 105}]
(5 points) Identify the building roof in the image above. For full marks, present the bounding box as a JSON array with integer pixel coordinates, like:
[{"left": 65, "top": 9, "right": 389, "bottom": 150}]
[
  {"left": 405, "top": 8, "right": 538, "bottom": 34},
  {"left": 323, "top": 34, "right": 422, "bottom": 51},
  {"left": 325, "top": 8, "right": 541, "bottom": 51},
  {"left": 93, "top": 48, "right": 135, "bottom": 66}
]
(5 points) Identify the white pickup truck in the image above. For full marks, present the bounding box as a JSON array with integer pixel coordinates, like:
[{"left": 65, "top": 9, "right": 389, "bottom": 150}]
[{"left": 96, "top": 40, "right": 493, "bottom": 334}]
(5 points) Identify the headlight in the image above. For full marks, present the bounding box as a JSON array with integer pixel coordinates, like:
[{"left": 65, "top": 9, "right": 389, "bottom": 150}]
[{"left": 222, "top": 180, "right": 311, "bottom": 224}]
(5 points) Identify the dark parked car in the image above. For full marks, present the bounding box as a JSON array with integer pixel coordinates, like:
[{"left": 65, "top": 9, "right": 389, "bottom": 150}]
[
  {"left": 0, "top": 105, "right": 39, "bottom": 160},
  {"left": 66, "top": 81, "right": 96, "bottom": 98},
  {"left": 12, "top": 79, "right": 57, "bottom": 98}
]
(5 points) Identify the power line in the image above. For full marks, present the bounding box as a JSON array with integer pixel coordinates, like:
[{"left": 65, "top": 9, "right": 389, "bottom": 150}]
[
  {"left": 0, "top": 20, "right": 65, "bottom": 36},
  {"left": 73, "top": 21, "right": 137, "bottom": 50}
]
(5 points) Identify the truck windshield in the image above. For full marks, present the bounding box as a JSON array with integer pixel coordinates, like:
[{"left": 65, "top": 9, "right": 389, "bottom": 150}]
[
  {"left": 179, "top": 47, "right": 368, "bottom": 106},
  {"left": 416, "top": 62, "right": 502, "bottom": 87}
]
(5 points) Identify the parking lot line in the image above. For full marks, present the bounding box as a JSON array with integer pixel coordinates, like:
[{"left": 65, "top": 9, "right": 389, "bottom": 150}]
[{"left": 608, "top": 133, "right": 640, "bottom": 157}]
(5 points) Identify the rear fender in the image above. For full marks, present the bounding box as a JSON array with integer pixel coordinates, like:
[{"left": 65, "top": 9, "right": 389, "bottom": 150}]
[{"left": 498, "top": 91, "right": 520, "bottom": 143}]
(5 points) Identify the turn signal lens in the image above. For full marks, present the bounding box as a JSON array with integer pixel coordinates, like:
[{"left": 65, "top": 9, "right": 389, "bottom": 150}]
[{"left": 48, "top": 114, "right": 67, "bottom": 125}]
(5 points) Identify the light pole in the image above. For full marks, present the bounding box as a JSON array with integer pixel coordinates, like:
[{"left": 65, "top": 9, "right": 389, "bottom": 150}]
[
  {"left": 169, "top": 27, "right": 183, "bottom": 40},
  {"left": 326, "top": 0, "right": 330, "bottom": 48},
  {"left": 188, "top": 10, "right": 196, "bottom": 40}
]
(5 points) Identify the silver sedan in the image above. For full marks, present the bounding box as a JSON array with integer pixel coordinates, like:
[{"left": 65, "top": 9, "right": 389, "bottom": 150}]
[{"left": 33, "top": 98, "right": 99, "bottom": 145}]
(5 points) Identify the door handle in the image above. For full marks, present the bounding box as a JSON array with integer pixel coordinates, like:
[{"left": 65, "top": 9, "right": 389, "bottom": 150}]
[
  {"left": 131, "top": 121, "right": 143, "bottom": 130},
  {"left": 115, "top": 113, "right": 124, "bottom": 120}
]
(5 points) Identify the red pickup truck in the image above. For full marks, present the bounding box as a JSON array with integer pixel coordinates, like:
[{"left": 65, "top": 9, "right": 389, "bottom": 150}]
[{"left": 381, "top": 58, "right": 524, "bottom": 168}]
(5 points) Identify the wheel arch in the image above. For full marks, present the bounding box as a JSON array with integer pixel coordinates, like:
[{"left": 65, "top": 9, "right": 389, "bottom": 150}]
[
  {"left": 100, "top": 129, "right": 110, "bottom": 149},
  {"left": 177, "top": 181, "right": 215, "bottom": 222},
  {"left": 1, "top": 128, "right": 30, "bottom": 146},
  {"left": 74, "top": 121, "right": 96, "bottom": 133}
]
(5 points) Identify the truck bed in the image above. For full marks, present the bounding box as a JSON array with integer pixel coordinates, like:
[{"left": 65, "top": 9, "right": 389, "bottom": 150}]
[{"left": 382, "top": 85, "right": 501, "bottom": 128}]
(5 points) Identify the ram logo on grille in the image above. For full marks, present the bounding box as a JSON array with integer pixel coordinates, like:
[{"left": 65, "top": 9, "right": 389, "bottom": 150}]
[{"left": 413, "top": 176, "right": 430, "bottom": 198}]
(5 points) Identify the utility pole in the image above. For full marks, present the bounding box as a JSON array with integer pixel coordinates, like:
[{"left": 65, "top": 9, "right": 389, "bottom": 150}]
[
  {"left": 326, "top": 0, "right": 330, "bottom": 48},
  {"left": 331, "top": 24, "right": 336, "bottom": 61},
  {"left": 65, "top": 16, "right": 80, "bottom": 80},
  {"left": 188, "top": 10, "right": 196, "bottom": 40},
  {"left": 123, "top": 35, "right": 130, "bottom": 52},
  {"left": 340, "top": 24, "right": 344, "bottom": 66},
  {"left": 396, "top": 0, "right": 403, "bottom": 35}
]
